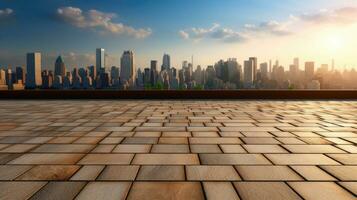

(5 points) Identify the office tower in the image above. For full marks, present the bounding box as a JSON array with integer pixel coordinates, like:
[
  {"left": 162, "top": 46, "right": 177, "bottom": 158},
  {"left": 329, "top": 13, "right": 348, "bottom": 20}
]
[
  {"left": 5, "top": 69, "right": 12, "bottom": 86},
  {"left": 226, "top": 58, "right": 239, "bottom": 83},
  {"left": 120, "top": 51, "right": 135, "bottom": 84},
  {"left": 144, "top": 68, "right": 151, "bottom": 86},
  {"left": 136, "top": 68, "right": 144, "bottom": 88},
  {"left": 205, "top": 65, "right": 216, "bottom": 89},
  {"left": 15, "top": 66, "right": 25, "bottom": 83},
  {"left": 96, "top": 48, "right": 105, "bottom": 75},
  {"left": 41, "top": 70, "right": 53, "bottom": 89},
  {"left": 82, "top": 75, "right": 92, "bottom": 89},
  {"left": 249, "top": 57, "right": 257, "bottom": 81},
  {"left": 53, "top": 75, "right": 62, "bottom": 89},
  {"left": 110, "top": 66, "right": 120, "bottom": 85},
  {"left": 260, "top": 62, "right": 268, "bottom": 79},
  {"left": 26, "top": 52, "right": 42, "bottom": 89},
  {"left": 0, "top": 69, "right": 6, "bottom": 85},
  {"left": 54, "top": 56, "right": 66, "bottom": 77},
  {"left": 244, "top": 60, "right": 254, "bottom": 87},
  {"left": 305, "top": 62, "right": 315, "bottom": 80},
  {"left": 87, "top": 65, "right": 96, "bottom": 82},
  {"left": 269, "top": 60, "right": 272, "bottom": 74},
  {"left": 150, "top": 60, "right": 157, "bottom": 86},
  {"left": 72, "top": 68, "right": 82, "bottom": 89},
  {"left": 293, "top": 58, "right": 299, "bottom": 71},
  {"left": 331, "top": 59, "right": 335, "bottom": 71},
  {"left": 162, "top": 54, "right": 170, "bottom": 71}
]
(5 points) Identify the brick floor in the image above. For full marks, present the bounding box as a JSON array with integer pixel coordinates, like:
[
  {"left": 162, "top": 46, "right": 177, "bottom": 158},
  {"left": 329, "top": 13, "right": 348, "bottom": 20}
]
[{"left": 0, "top": 100, "right": 356, "bottom": 199}]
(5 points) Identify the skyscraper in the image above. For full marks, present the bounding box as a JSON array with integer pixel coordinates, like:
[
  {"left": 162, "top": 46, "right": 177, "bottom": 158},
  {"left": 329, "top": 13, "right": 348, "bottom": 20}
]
[
  {"left": 26, "top": 52, "right": 42, "bottom": 88},
  {"left": 293, "top": 58, "right": 299, "bottom": 71},
  {"left": 260, "top": 62, "right": 268, "bottom": 79},
  {"left": 244, "top": 60, "right": 254, "bottom": 87},
  {"left": 305, "top": 62, "right": 315, "bottom": 80},
  {"left": 54, "top": 55, "right": 66, "bottom": 77},
  {"left": 249, "top": 57, "right": 257, "bottom": 81},
  {"left": 150, "top": 60, "right": 157, "bottom": 86},
  {"left": 120, "top": 51, "right": 135, "bottom": 84},
  {"left": 96, "top": 48, "right": 105, "bottom": 75},
  {"left": 162, "top": 54, "right": 170, "bottom": 71},
  {"left": 15, "top": 66, "right": 25, "bottom": 83}
]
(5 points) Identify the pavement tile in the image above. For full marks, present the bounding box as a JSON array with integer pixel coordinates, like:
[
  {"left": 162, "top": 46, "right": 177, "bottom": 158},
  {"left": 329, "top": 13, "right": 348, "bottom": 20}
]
[
  {"left": 132, "top": 154, "right": 199, "bottom": 165},
  {"left": 243, "top": 144, "right": 288, "bottom": 153},
  {"left": 30, "top": 182, "right": 86, "bottom": 200},
  {"left": 76, "top": 182, "right": 131, "bottom": 200},
  {"left": 136, "top": 165, "right": 185, "bottom": 180},
  {"left": 220, "top": 145, "right": 246, "bottom": 153},
  {"left": 291, "top": 166, "right": 336, "bottom": 181},
  {"left": 78, "top": 154, "right": 134, "bottom": 165},
  {"left": 288, "top": 182, "right": 356, "bottom": 200},
  {"left": 32, "top": 144, "right": 95, "bottom": 153},
  {"left": 70, "top": 165, "right": 105, "bottom": 180},
  {"left": 97, "top": 165, "right": 139, "bottom": 180},
  {"left": 283, "top": 145, "right": 345, "bottom": 153},
  {"left": 9, "top": 153, "right": 84, "bottom": 164},
  {"left": 151, "top": 144, "right": 189, "bottom": 153},
  {"left": 200, "top": 154, "right": 271, "bottom": 165},
  {"left": 113, "top": 144, "right": 151, "bottom": 153},
  {"left": 0, "top": 181, "right": 46, "bottom": 200},
  {"left": 236, "top": 165, "right": 303, "bottom": 181},
  {"left": 0, "top": 165, "right": 33, "bottom": 180},
  {"left": 339, "top": 182, "right": 357, "bottom": 196},
  {"left": 190, "top": 144, "right": 222, "bottom": 153},
  {"left": 186, "top": 165, "right": 241, "bottom": 181},
  {"left": 266, "top": 154, "right": 340, "bottom": 165},
  {"left": 127, "top": 182, "right": 204, "bottom": 200},
  {"left": 203, "top": 182, "right": 240, "bottom": 200},
  {"left": 234, "top": 182, "right": 302, "bottom": 200},
  {"left": 17, "top": 165, "right": 80, "bottom": 180},
  {"left": 321, "top": 166, "right": 357, "bottom": 181}
]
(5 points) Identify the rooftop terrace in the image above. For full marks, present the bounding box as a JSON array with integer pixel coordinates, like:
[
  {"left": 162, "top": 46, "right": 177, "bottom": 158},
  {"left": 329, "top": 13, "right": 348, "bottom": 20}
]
[{"left": 0, "top": 100, "right": 356, "bottom": 200}]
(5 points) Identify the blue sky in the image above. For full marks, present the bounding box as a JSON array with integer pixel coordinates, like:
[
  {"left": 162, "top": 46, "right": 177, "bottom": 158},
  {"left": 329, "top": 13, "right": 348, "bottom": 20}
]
[{"left": 0, "top": 0, "right": 356, "bottom": 69}]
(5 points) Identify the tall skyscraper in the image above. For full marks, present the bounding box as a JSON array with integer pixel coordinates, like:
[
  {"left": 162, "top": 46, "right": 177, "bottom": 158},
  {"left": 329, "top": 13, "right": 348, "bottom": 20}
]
[
  {"left": 305, "top": 62, "right": 315, "bottom": 80},
  {"left": 260, "top": 62, "right": 268, "bottom": 78},
  {"left": 15, "top": 66, "right": 25, "bottom": 83},
  {"left": 162, "top": 54, "right": 170, "bottom": 71},
  {"left": 150, "top": 60, "right": 157, "bottom": 86},
  {"left": 54, "top": 55, "right": 66, "bottom": 77},
  {"left": 293, "top": 58, "right": 299, "bottom": 71},
  {"left": 96, "top": 48, "right": 105, "bottom": 74},
  {"left": 26, "top": 52, "right": 42, "bottom": 88},
  {"left": 244, "top": 60, "right": 254, "bottom": 86},
  {"left": 249, "top": 57, "right": 257, "bottom": 81},
  {"left": 120, "top": 51, "right": 135, "bottom": 84}
]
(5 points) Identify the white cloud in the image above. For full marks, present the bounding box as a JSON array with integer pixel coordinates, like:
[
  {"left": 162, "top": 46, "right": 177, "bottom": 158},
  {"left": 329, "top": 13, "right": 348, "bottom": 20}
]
[
  {"left": 0, "top": 8, "right": 13, "bottom": 20},
  {"left": 57, "top": 6, "right": 152, "bottom": 39},
  {"left": 179, "top": 7, "right": 357, "bottom": 43}
]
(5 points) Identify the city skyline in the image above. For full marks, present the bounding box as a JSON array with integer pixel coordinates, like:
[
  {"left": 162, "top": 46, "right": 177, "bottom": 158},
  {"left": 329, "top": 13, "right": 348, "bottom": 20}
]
[{"left": 1, "top": 0, "right": 357, "bottom": 69}]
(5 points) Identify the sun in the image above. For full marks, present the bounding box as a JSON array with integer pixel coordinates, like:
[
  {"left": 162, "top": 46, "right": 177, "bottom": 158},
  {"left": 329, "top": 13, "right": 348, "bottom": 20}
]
[{"left": 326, "top": 34, "right": 344, "bottom": 50}]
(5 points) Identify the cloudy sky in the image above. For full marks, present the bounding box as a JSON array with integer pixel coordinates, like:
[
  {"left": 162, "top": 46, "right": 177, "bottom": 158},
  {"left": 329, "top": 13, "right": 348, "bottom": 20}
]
[{"left": 0, "top": 0, "right": 357, "bottom": 70}]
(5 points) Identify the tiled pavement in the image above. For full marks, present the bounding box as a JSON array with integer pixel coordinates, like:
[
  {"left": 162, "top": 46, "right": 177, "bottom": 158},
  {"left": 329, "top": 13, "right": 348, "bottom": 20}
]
[{"left": 0, "top": 100, "right": 356, "bottom": 200}]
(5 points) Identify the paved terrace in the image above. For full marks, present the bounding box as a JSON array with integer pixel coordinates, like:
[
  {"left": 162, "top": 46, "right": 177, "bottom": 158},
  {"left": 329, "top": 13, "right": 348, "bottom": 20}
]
[{"left": 0, "top": 100, "right": 356, "bottom": 200}]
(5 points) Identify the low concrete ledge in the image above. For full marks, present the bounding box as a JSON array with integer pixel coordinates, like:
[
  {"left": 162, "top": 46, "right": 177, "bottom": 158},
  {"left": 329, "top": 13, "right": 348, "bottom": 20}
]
[{"left": 0, "top": 90, "right": 356, "bottom": 99}]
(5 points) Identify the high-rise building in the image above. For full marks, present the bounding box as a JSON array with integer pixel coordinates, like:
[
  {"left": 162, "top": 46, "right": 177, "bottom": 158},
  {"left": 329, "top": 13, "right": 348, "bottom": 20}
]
[
  {"left": 249, "top": 57, "right": 257, "bottom": 81},
  {"left": 244, "top": 60, "right": 254, "bottom": 86},
  {"left": 260, "top": 62, "right": 268, "bottom": 79},
  {"left": 110, "top": 66, "right": 120, "bottom": 84},
  {"left": 305, "top": 62, "right": 315, "bottom": 80},
  {"left": 26, "top": 52, "right": 42, "bottom": 89},
  {"left": 96, "top": 48, "right": 105, "bottom": 75},
  {"left": 54, "top": 56, "right": 66, "bottom": 77},
  {"left": 15, "top": 66, "right": 25, "bottom": 83},
  {"left": 120, "top": 50, "right": 135, "bottom": 84},
  {"left": 150, "top": 60, "right": 157, "bottom": 86},
  {"left": 293, "top": 58, "right": 299, "bottom": 71},
  {"left": 162, "top": 54, "right": 171, "bottom": 71}
]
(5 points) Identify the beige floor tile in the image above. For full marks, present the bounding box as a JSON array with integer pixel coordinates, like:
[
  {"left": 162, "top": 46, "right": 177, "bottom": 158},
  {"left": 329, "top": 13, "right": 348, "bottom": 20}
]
[
  {"left": 30, "top": 182, "right": 86, "bottom": 200},
  {"left": 321, "top": 166, "right": 357, "bottom": 181},
  {"left": 136, "top": 166, "right": 185, "bottom": 180},
  {"left": 9, "top": 153, "right": 84, "bottom": 164},
  {"left": 132, "top": 154, "right": 199, "bottom": 165},
  {"left": 234, "top": 182, "right": 302, "bottom": 200},
  {"left": 291, "top": 166, "right": 336, "bottom": 181},
  {"left": 190, "top": 144, "right": 222, "bottom": 153},
  {"left": 266, "top": 154, "right": 340, "bottom": 165},
  {"left": 70, "top": 165, "right": 104, "bottom": 181},
  {"left": 243, "top": 145, "right": 287, "bottom": 153},
  {"left": 0, "top": 181, "right": 46, "bottom": 200},
  {"left": 186, "top": 165, "right": 241, "bottom": 181},
  {"left": 200, "top": 154, "right": 271, "bottom": 165},
  {"left": 203, "top": 182, "right": 240, "bottom": 200},
  {"left": 288, "top": 182, "right": 355, "bottom": 200},
  {"left": 76, "top": 182, "right": 131, "bottom": 200},
  {"left": 236, "top": 165, "right": 302, "bottom": 181},
  {"left": 78, "top": 154, "right": 134, "bottom": 165},
  {"left": 17, "top": 165, "right": 80, "bottom": 180},
  {"left": 127, "top": 182, "right": 204, "bottom": 200}
]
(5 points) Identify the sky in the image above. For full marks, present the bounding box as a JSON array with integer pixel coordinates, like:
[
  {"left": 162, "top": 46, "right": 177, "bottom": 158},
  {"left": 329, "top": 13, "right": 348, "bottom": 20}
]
[{"left": 0, "top": 0, "right": 357, "bottom": 71}]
